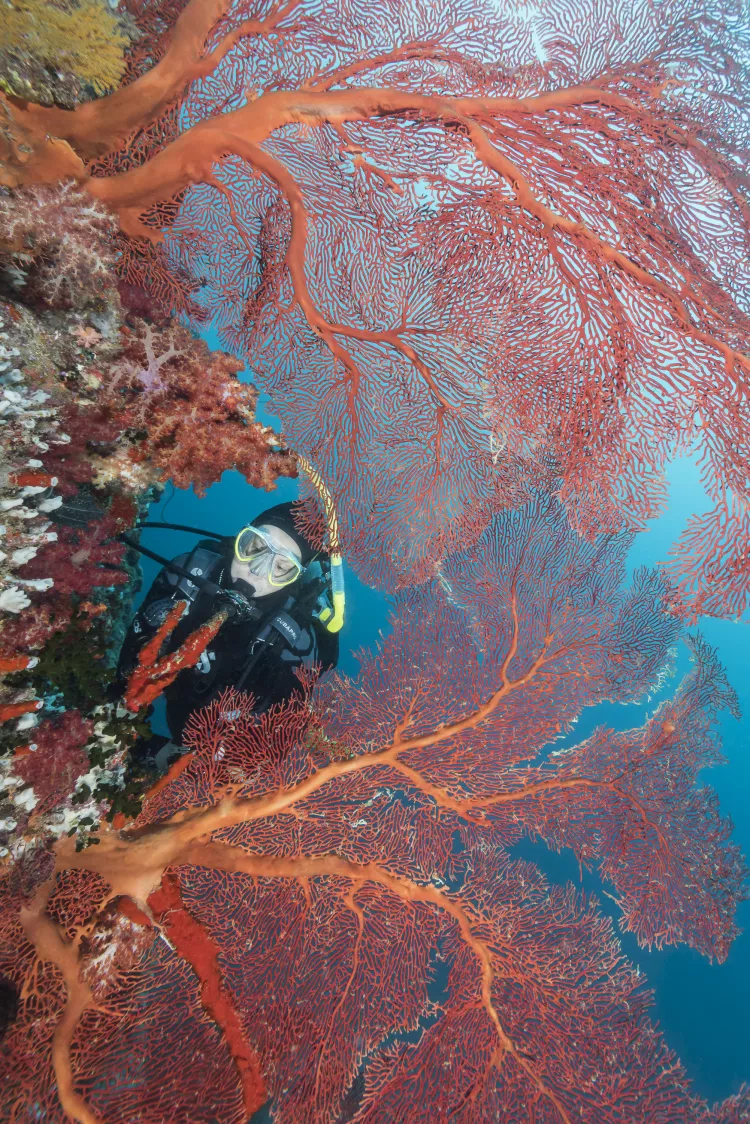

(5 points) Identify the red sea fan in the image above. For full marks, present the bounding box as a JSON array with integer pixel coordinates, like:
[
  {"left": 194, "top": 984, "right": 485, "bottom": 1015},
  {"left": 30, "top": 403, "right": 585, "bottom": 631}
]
[
  {"left": 477, "top": 633, "right": 745, "bottom": 961},
  {"left": 2, "top": 494, "right": 745, "bottom": 1122},
  {"left": 4, "top": 0, "right": 749, "bottom": 606},
  {"left": 666, "top": 500, "right": 750, "bottom": 621},
  {"left": 100, "top": 0, "right": 750, "bottom": 607}
]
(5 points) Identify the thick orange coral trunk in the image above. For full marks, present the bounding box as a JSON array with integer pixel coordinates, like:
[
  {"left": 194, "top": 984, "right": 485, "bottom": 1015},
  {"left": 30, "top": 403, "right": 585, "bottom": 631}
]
[
  {"left": 148, "top": 873, "right": 267, "bottom": 1116},
  {"left": 0, "top": 0, "right": 300, "bottom": 185}
]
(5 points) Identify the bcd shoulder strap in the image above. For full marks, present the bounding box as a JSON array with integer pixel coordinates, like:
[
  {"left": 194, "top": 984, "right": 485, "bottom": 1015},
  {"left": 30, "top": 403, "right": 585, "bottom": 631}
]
[{"left": 166, "top": 545, "right": 226, "bottom": 603}]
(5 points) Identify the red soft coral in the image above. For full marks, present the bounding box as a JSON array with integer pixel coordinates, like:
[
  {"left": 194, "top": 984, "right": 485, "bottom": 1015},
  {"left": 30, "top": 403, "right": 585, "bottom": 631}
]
[
  {"left": 41, "top": 402, "right": 123, "bottom": 496},
  {"left": 103, "top": 319, "right": 295, "bottom": 494},
  {"left": 15, "top": 709, "right": 92, "bottom": 811},
  {"left": 18, "top": 513, "right": 129, "bottom": 597},
  {"left": 0, "top": 598, "right": 72, "bottom": 655},
  {"left": 39, "top": 319, "right": 293, "bottom": 497}
]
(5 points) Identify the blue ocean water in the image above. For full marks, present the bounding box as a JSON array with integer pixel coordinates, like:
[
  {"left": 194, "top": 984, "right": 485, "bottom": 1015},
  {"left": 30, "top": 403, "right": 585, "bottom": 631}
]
[
  {"left": 136, "top": 351, "right": 748, "bottom": 1105},
  {"left": 617, "top": 457, "right": 749, "bottom": 1103},
  {"left": 514, "top": 449, "right": 750, "bottom": 1103}
]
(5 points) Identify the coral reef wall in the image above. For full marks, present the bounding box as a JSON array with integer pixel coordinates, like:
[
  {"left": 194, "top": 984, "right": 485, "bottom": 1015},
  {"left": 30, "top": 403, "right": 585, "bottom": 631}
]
[{"left": 0, "top": 182, "right": 293, "bottom": 862}]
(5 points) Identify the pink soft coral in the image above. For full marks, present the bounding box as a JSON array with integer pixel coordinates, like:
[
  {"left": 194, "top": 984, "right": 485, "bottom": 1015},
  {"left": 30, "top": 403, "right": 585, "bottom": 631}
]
[{"left": 0, "top": 183, "right": 117, "bottom": 308}]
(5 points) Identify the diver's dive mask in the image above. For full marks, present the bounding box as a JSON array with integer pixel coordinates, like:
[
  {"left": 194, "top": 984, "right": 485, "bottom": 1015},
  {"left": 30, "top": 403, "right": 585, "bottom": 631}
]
[{"left": 233, "top": 525, "right": 304, "bottom": 588}]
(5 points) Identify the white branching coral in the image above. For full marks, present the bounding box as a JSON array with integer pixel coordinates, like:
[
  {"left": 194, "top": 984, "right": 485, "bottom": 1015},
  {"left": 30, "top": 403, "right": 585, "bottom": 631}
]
[
  {"left": 0, "top": 309, "right": 67, "bottom": 732},
  {"left": 0, "top": 587, "right": 31, "bottom": 614}
]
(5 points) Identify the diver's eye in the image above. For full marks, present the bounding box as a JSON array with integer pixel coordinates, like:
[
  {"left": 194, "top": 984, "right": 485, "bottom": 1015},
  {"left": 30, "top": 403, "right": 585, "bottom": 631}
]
[
  {"left": 271, "top": 557, "right": 298, "bottom": 583},
  {"left": 235, "top": 528, "right": 268, "bottom": 560}
]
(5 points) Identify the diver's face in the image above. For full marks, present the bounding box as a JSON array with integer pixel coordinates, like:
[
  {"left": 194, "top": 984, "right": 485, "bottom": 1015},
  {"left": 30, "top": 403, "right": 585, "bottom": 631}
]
[{"left": 230, "top": 524, "right": 302, "bottom": 598}]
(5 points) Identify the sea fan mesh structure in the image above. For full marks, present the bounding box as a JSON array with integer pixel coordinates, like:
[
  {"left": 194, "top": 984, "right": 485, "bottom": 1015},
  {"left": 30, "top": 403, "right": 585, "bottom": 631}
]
[
  {"left": 68, "top": 0, "right": 750, "bottom": 612},
  {"left": 1, "top": 0, "right": 748, "bottom": 609},
  {"left": 1, "top": 497, "right": 747, "bottom": 1122}
]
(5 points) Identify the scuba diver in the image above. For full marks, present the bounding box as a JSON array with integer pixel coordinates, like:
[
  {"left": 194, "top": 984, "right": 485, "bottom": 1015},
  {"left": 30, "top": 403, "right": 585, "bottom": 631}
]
[{"left": 115, "top": 501, "right": 343, "bottom": 770}]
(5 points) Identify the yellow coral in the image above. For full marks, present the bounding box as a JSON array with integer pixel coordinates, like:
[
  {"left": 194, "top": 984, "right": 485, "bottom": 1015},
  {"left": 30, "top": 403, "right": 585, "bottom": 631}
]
[{"left": 0, "top": 0, "right": 127, "bottom": 96}]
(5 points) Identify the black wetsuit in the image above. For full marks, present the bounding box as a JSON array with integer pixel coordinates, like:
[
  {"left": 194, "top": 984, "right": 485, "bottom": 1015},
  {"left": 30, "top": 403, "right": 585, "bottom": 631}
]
[{"left": 116, "top": 538, "right": 338, "bottom": 744}]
